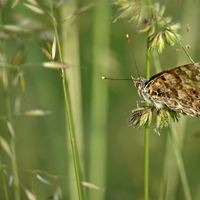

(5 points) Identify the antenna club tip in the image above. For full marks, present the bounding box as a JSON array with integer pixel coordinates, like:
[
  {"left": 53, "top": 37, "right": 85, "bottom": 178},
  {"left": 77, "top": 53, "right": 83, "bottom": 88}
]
[
  {"left": 126, "top": 34, "right": 130, "bottom": 43},
  {"left": 102, "top": 76, "right": 106, "bottom": 80}
]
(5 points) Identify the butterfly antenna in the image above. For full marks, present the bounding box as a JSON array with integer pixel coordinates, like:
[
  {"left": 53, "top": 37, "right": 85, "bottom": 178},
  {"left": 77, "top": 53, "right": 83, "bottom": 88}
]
[
  {"left": 126, "top": 34, "right": 140, "bottom": 78},
  {"left": 102, "top": 76, "right": 132, "bottom": 81}
]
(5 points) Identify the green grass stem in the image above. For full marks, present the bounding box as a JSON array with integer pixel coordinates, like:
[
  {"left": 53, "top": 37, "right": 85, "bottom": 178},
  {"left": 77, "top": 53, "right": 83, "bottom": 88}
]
[
  {"left": 48, "top": 1, "right": 83, "bottom": 199},
  {"left": 60, "top": 2, "right": 85, "bottom": 199},
  {"left": 144, "top": 44, "right": 151, "bottom": 200},
  {"left": 144, "top": 1, "right": 152, "bottom": 199},
  {"left": 61, "top": 75, "right": 83, "bottom": 200},
  {"left": 0, "top": 157, "right": 9, "bottom": 200},
  {"left": 0, "top": 10, "right": 21, "bottom": 200},
  {"left": 169, "top": 127, "right": 192, "bottom": 200},
  {"left": 144, "top": 126, "right": 149, "bottom": 200},
  {"left": 88, "top": 0, "right": 111, "bottom": 199},
  {"left": 10, "top": 140, "right": 20, "bottom": 200}
]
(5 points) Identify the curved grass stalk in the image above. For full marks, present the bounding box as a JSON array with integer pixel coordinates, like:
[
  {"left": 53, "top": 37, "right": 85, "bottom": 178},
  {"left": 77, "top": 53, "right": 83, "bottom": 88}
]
[{"left": 48, "top": 1, "right": 83, "bottom": 199}]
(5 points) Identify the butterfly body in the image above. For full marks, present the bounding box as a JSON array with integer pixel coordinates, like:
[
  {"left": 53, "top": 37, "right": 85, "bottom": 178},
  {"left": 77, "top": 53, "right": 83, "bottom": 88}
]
[{"left": 132, "top": 63, "right": 200, "bottom": 117}]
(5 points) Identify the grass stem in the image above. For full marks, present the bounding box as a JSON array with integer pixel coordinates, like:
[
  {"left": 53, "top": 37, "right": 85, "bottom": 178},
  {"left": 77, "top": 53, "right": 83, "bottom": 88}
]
[
  {"left": 144, "top": 1, "right": 152, "bottom": 199},
  {"left": 10, "top": 140, "right": 20, "bottom": 200},
  {"left": 169, "top": 127, "right": 192, "bottom": 200},
  {"left": 48, "top": 1, "right": 83, "bottom": 199},
  {"left": 0, "top": 10, "right": 21, "bottom": 200},
  {"left": 0, "top": 157, "right": 9, "bottom": 200},
  {"left": 144, "top": 127, "right": 149, "bottom": 200}
]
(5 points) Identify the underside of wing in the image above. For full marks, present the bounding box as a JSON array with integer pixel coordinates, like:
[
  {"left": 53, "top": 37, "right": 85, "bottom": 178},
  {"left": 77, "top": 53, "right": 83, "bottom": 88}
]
[{"left": 146, "top": 62, "right": 200, "bottom": 117}]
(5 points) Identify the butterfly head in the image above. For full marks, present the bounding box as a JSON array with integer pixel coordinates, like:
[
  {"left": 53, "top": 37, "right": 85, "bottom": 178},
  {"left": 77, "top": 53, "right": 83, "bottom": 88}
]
[
  {"left": 131, "top": 76, "right": 148, "bottom": 92},
  {"left": 131, "top": 76, "right": 153, "bottom": 104}
]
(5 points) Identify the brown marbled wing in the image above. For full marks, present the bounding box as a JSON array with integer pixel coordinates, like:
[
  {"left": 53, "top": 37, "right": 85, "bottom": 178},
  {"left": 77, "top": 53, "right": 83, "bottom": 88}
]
[{"left": 144, "top": 62, "right": 200, "bottom": 117}]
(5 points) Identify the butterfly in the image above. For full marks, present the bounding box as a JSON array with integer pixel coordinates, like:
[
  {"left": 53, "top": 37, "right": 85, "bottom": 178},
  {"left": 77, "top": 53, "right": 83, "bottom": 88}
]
[{"left": 132, "top": 62, "right": 200, "bottom": 117}]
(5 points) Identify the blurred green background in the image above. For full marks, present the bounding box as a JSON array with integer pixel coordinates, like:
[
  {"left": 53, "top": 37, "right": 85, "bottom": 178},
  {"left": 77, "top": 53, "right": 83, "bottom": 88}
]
[{"left": 1, "top": 0, "right": 200, "bottom": 200}]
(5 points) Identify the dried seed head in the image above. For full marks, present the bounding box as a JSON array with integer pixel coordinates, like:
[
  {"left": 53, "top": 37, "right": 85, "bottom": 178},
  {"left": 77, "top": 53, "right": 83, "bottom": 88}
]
[
  {"left": 42, "top": 62, "right": 68, "bottom": 69},
  {"left": 156, "top": 109, "right": 171, "bottom": 129},
  {"left": 170, "top": 23, "right": 181, "bottom": 31},
  {"left": 156, "top": 33, "right": 165, "bottom": 53},
  {"left": 130, "top": 106, "right": 153, "bottom": 128},
  {"left": 112, "top": 1, "right": 142, "bottom": 24},
  {"left": 137, "top": 20, "right": 152, "bottom": 34},
  {"left": 41, "top": 47, "right": 53, "bottom": 61},
  {"left": 186, "top": 44, "right": 191, "bottom": 49},
  {"left": 24, "top": 3, "right": 44, "bottom": 14},
  {"left": 130, "top": 106, "right": 180, "bottom": 134},
  {"left": 149, "top": 33, "right": 165, "bottom": 53},
  {"left": 155, "top": 109, "right": 180, "bottom": 133},
  {"left": 164, "top": 30, "right": 176, "bottom": 46},
  {"left": 18, "top": 73, "right": 26, "bottom": 92}
]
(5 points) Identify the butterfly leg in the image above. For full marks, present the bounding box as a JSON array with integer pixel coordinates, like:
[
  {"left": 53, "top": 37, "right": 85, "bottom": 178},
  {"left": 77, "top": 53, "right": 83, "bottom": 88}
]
[{"left": 136, "top": 100, "right": 146, "bottom": 107}]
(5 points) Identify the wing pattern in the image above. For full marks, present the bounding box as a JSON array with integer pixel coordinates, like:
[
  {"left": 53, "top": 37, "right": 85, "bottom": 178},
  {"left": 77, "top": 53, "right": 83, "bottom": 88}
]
[{"left": 145, "top": 63, "right": 200, "bottom": 117}]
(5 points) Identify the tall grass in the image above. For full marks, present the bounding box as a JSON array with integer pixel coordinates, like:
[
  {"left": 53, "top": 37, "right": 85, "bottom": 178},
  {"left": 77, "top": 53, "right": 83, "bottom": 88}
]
[
  {"left": 0, "top": 1, "right": 200, "bottom": 200},
  {"left": 0, "top": 4, "right": 20, "bottom": 199},
  {"left": 60, "top": 2, "right": 85, "bottom": 199},
  {"left": 88, "top": 0, "right": 111, "bottom": 199}
]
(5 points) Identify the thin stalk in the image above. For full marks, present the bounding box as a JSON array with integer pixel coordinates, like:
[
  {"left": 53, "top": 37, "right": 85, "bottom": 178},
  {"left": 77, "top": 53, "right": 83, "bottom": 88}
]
[
  {"left": 88, "top": 0, "right": 111, "bottom": 199},
  {"left": 61, "top": 75, "right": 82, "bottom": 200},
  {"left": 0, "top": 73, "right": 10, "bottom": 200},
  {"left": 59, "top": 0, "right": 85, "bottom": 196},
  {"left": 0, "top": 9, "right": 20, "bottom": 200},
  {"left": 144, "top": 1, "right": 152, "bottom": 199},
  {"left": 0, "top": 157, "right": 9, "bottom": 200},
  {"left": 10, "top": 140, "right": 20, "bottom": 200},
  {"left": 144, "top": 126, "right": 149, "bottom": 200},
  {"left": 48, "top": 1, "right": 83, "bottom": 199},
  {"left": 5, "top": 47, "right": 20, "bottom": 200},
  {"left": 144, "top": 43, "right": 151, "bottom": 200},
  {"left": 145, "top": 41, "right": 151, "bottom": 80},
  {"left": 169, "top": 127, "right": 192, "bottom": 200},
  {"left": 60, "top": 2, "right": 85, "bottom": 198}
]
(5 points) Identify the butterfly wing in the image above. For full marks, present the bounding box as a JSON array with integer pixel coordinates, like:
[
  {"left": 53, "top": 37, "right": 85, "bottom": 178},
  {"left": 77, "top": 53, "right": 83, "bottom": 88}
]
[{"left": 145, "top": 63, "right": 200, "bottom": 117}]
